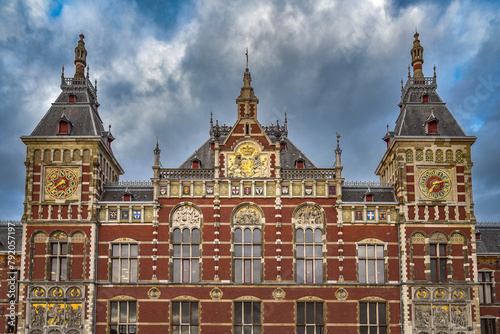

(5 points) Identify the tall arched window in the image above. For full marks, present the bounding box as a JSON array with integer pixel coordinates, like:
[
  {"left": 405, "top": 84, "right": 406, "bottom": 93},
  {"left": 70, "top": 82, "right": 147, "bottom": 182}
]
[
  {"left": 172, "top": 228, "right": 200, "bottom": 283},
  {"left": 234, "top": 227, "right": 261, "bottom": 284},
  {"left": 296, "top": 228, "right": 323, "bottom": 284}
]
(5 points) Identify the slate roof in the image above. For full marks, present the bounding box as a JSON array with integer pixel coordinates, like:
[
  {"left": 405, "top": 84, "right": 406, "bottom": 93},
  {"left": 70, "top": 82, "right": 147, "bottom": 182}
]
[
  {"left": 179, "top": 128, "right": 317, "bottom": 169},
  {"left": 100, "top": 183, "right": 154, "bottom": 202},
  {"left": 476, "top": 223, "right": 500, "bottom": 255},
  {"left": 0, "top": 221, "right": 23, "bottom": 252},
  {"left": 392, "top": 78, "right": 467, "bottom": 138},
  {"left": 342, "top": 186, "right": 397, "bottom": 203},
  {"left": 30, "top": 77, "right": 106, "bottom": 139}
]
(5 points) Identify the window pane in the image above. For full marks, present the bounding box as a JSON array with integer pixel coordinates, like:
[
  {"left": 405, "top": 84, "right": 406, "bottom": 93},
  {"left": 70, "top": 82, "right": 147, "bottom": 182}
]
[
  {"left": 439, "top": 244, "right": 446, "bottom": 255},
  {"left": 244, "top": 229, "right": 252, "bottom": 243},
  {"left": 174, "top": 229, "right": 181, "bottom": 242},
  {"left": 235, "top": 326, "right": 242, "bottom": 334},
  {"left": 376, "top": 246, "right": 383, "bottom": 258},
  {"left": 485, "top": 285, "right": 492, "bottom": 303},
  {"left": 315, "top": 245, "right": 322, "bottom": 257},
  {"left": 172, "top": 302, "right": 180, "bottom": 323},
  {"left": 306, "top": 302, "right": 314, "bottom": 323},
  {"left": 253, "top": 245, "right": 261, "bottom": 257},
  {"left": 61, "top": 243, "right": 67, "bottom": 255},
  {"left": 192, "top": 229, "right": 199, "bottom": 243},
  {"left": 367, "top": 245, "right": 375, "bottom": 257},
  {"left": 130, "top": 244, "right": 138, "bottom": 257},
  {"left": 244, "top": 245, "right": 251, "bottom": 257},
  {"left": 192, "top": 259, "right": 199, "bottom": 283},
  {"left": 191, "top": 302, "right": 199, "bottom": 323},
  {"left": 315, "top": 260, "right": 322, "bottom": 284},
  {"left": 121, "top": 244, "right": 128, "bottom": 257},
  {"left": 113, "top": 244, "right": 120, "bottom": 257},
  {"left": 245, "top": 260, "right": 251, "bottom": 282},
  {"left": 359, "top": 260, "right": 366, "bottom": 283},
  {"left": 439, "top": 259, "right": 447, "bottom": 282},
  {"left": 181, "top": 302, "right": 190, "bottom": 323},
  {"left": 183, "top": 245, "right": 190, "bottom": 256},
  {"left": 235, "top": 260, "right": 242, "bottom": 283},
  {"left": 368, "top": 260, "right": 375, "bottom": 283},
  {"left": 253, "top": 259, "right": 261, "bottom": 283},
  {"left": 190, "top": 325, "right": 198, "bottom": 334},
  {"left": 378, "top": 303, "right": 386, "bottom": 325},
  {"left": 297, "top": 326, "right": 305, "bottom": 334},
  {"left": 305, "top": 229, "right": 313, "bottom": 243},
  {"left": 235, "top": 245, "right": 242, "bottom": 257},
  {"left": 183, "top": 260, "right": 190, "bottom": 282},
  {"left": 254, "top": 229, "right": 261, "bottom": 243},
  {"left": 377, "top": 260, "right": 384, "bottom": 283},
  {"left": 235, "top": 302, "right": 242, "bottom": 324},
  {"left": 297, "top": 303, "right": 305, "bottom": 324},
  {"left": 174, "top": 245, "right": 181, "bottom": 257},
  {"left": 111, "top": 302, "right": 118, "bottom": 323},
  {"left": 52, "top": 243, "right": 59, "bottom": 255},
  {"left": 112, "top": 259, "right": 120, "bottom": 282},
  {"left": 60, "top": 258, "right": 67, "bottom": 280},
  {"left": 369, "top": 303, "right": 377, "bottom": 324},
  {"left": 235, "top": 228, "right": 242, "bottom": 243},
  {"left": 296, "top": 229, "right": 304, "bottom": 243},
  {"left": 244, "top": 302, "right": 252, "bottom": 323},
  {"left": 130, "top": 259, "right": 138, "bottom": 282},
  {"left": 181, "top": 325, "right": 189, "bottom": 334},
  {"left": 430, "top": 244, "right": 436, "bottom": 256},
  {"left": 129, "top": 302, "right": 137, "bottom": 322},
  {"left": 110, "top": 325, "right": 118, "bottom": 334},
  {"left": 121, "top": 259, "right": 129, "bottom": 282},
  {"left": 430, "top": 259, "right": 437, "bottom": 282},
  {"left": 316, "top": 303, "right": 323, "bottom": 324},
  {"left": 306, "top": 245, "right": 313, "bottom": 257},
  {"left": 253, "top": 302, "right": 261, "bottom": 324},
  {"left": 296, "top": 245, "right": 304, "bottom": 258},
  {"left": 297, "top": 260, "right": 304, "bottom": 283},
  {"left": 183, "top": 229, "right": 190, "bottom": 243},
  {"left": 192, "top": 245, "right": 199, "bottom": 257},
  {"left": 314, "top": 229, "right": 322, "bottom": 242},
  {"left": 479, "top": 285, "right": 484, "bottom": 303},
  {"left": 358, "top": 245, "right": 366, "bottom": 258},
  {"left": 306, "top": 260, "right": 313, "bottom": 283},
  {"left": 173, "top": 259, "right": 181, "bottom": 282},
  {"left": 119, "top": 302, "right": 127, "bottom": 323},
  {"left": 360, "top": 303, "right": 367, "bottom": 324}
]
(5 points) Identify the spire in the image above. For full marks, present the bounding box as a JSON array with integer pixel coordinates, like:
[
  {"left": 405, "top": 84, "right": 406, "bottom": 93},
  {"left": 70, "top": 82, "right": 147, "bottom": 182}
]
[
  {"left": 236, "top": 48, "right": 259, "bottom": 119},
  {"left": 334, "top": 132, "right": 343, "bottom": 178},
  {"left": 411, "top": 31, "right": 424, "bottom": 78},
  {"left": 74, "top": 34, "right": 87, "bottom": 79},
  {"left": 153, "top": 138, "right": 162, "bottom": 167}
]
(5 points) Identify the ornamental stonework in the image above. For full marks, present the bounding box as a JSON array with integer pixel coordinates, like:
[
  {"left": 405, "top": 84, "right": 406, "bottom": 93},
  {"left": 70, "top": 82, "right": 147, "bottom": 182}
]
[
  {"left": 234, "top": 205, "right": 262, "bottom": 225},
  {"left": 171, "top": 204, "right": 202, "bottom": 229},
  {"left": 294, "top": 205, "right": 324, "bottom": 227},
  {"left": 227, "top": 143, "right": 268, "bottom": 178}
]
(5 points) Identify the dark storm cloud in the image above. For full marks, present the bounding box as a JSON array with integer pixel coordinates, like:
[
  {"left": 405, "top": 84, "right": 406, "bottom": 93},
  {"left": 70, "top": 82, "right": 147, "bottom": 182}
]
[{"left": 1, "top": 0, "right": 499, "bottom": 223}]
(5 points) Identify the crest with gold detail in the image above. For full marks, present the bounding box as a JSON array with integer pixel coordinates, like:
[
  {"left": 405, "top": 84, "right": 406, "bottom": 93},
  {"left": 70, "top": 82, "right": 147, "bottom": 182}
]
[{"left": 228, "top": 143, "right": 268, "bottom": 178}]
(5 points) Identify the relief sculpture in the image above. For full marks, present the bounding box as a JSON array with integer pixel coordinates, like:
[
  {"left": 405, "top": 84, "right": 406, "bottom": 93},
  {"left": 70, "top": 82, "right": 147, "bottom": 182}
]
[
  {"left": 415, "top": 305, "right": 431, "bottom": 327},
  {"left": 450, "top": 306, "right": 467, "bottom": 328},
  {"left": 228, "top": 144, "right": 267, "bottom": 178},
  {"left": 47, "top": 304, "right": 65, "bottom": 325},
  {"left": 296, "top": 206, "right": 324, "bottom": 226},
  {"left": 235, "top": 206, "right": 260, "bottom": 225},
  {"left": 30, "top": 305, "right": 46, "bottom": 327},
  {"left": 433, "top": 306, "right": 448, "bottom": 327},
  {"left": 172, "top": 205, "right": 201, "bottom": 228}
]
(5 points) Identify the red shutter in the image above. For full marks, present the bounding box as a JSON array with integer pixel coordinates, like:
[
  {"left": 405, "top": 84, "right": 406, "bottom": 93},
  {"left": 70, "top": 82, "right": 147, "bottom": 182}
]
[
  {"left": 296, "top": 161, "right": 304, "bottom": 169},
  {"left": 422, "top": 95, "right": 429, "bottom": 103},
  {"left": 123, "top": 194, "right": 131, "bottom": 201},
  {"left": 365, "top": 194, "right": 373, "bottom": 202},
  {"left": 59, "top": 122, "right": 69, "bottom": 134},
  {"left": 428, "top": 122, "right": 438, "bottom": 134},
  {"left": 280, "top": 142, "right": 286, "bottom": 150},
  {"left": 192, "top": 161, "right": 200, "bottom": 169},
  {"left": 69, "top": 95, "right": 75, "bottom": 103}
]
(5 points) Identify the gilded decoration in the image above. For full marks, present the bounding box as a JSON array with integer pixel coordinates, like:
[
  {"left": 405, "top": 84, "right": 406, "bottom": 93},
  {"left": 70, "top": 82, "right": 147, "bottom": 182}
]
[
  {"left": 450, "top": 233, "right": 465, "bottom": 244},
  {"left": 335, "top": 288, "right": 348, "bottom": 301},
  {"left": 412, "top": 232, "right": 426, "bottom": 244},
  {"left": 294, "top": 205, "right": 324, "bottom": 227},
  {"left": 210, "top": 288, "right": 223, "bottom": 300},
  {"left": 227, "top": 143, "right": 268, "bottom": 178},
  {"left": 272, "top": 288, "right": 285, "bottom": 300},
  {"left": 293, "top": 184, "right": 301, "bottom": 196},
  {"left": 194, "top": 184, "right": 203, "bottom": 196},
  {"left": 316, "top": 185, "right": 325, "bottom": 196},
  {"left": 342, "top": 208, "right": 351, "bottom": 222},
  {"left": 412, "top": 286, "right": 471, "bottom": 332},
  {"left": 99, "top": 209, "right": 106, "bottom": 221},
  {"left": 234, "top": 205, "right": 261, "bottom": 225},
  {"left": 267, "top": 183, "right": 276, "bottom": 196},
  {"left": 28, "top": 285, "right": 85, "bottom": 332},
  {"left": 171, "top": 204, "right": 202, "bottom": 229},
  {"left": 145, "top": 208, "right": 154, "bottom": 220},
  {"left": 220, "top": 183, "right": 228, "bottom": 196},
  {"left": 148, "top": 287, "right": 161, "bottom": 299}
]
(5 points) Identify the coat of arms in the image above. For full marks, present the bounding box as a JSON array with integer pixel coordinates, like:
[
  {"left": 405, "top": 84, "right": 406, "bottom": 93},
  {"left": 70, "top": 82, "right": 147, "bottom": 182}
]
[
  {"left": 228, "top": 143, "right": 268, "bottom": 178},
  {"left": 232, "top": 186, "right": 240, "bottom": 195}
]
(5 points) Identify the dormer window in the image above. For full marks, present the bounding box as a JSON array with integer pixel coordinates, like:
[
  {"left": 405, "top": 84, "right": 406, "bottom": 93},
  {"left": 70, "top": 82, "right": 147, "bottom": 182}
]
[
  {"left": 475, "top": 230, "right": 481, "bottom": 241},
  {"left": 422, "top": 94, "right": 429, "bottom": 103},
  {"left": 123, "top": 194, "right": 131, "bottom": 201},
  {"left": 69, "top": 94, "right": 76, "bottom": 103},
  {"left": 365, "top": 194, "right": 373, "bottom": 202},
  {"left": 280, "top": 142, "right": 287, "bottom": 151},
  {"left": 58, "top": 115, "right": 72, "bottom": 135},
  {"left": 296, "top": 160, "right": 304, "bottom": 169},
  {"left": 427, "top": 121, "right": 438, "bottom": 134},
  {"left": 210, "top": 142, "right": 215, "bottom": 150},
  {"left": 192, "top": 160, "right": 200, "bottom": 169}
]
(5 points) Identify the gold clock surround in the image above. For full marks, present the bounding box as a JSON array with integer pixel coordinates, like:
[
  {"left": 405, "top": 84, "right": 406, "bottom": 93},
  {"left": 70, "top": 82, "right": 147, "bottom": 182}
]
[
  {"left": 44, "top": 167, "right": 79, "bottom": 201},
  {"left": 418, "top": 168, "right": 453, "bottom": 201}
]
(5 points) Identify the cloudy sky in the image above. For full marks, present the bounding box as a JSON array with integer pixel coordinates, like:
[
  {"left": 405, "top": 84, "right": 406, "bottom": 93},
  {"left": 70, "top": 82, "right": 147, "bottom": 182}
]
[{"left": 1, "top": 0, "right": 499, "bottom": 222}]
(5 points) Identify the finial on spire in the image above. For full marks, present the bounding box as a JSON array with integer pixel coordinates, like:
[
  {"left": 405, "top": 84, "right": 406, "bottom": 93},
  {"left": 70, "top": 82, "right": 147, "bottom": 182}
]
[
  {"left": 335, "top": 132, "right": 342, "bottom": 170},
  {"left": 62, "top": 65, "right": 65, "bottom": 77},
  {"left": 95, "top": 79, "right": 98, "bottom": 91},
  {"left": 433, "top": 64, "right": 436, "bottom": 76},
  {"left": 245, "top": 48, "right": 249, "bottom": 70},
  {"left": 109, "top": 123, "right": 111, "bottom": 132}
]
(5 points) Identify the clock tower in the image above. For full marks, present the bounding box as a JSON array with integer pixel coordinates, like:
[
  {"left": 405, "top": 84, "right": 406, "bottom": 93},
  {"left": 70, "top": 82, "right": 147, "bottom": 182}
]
[
  {"left": 376, "top": 33, "right": 479, "bottom": 333},
  {"left": 19, "top": 35, "right": 123, "bottom": 333}
]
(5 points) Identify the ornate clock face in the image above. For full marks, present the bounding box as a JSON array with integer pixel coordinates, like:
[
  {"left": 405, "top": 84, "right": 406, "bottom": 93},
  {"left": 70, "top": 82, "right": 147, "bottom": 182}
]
[
  {"left": 418, "top": 168, "right": 452, "bottom": 200},
  {"left": 45, "top": 168, "right": 79, "bottom": 200}
]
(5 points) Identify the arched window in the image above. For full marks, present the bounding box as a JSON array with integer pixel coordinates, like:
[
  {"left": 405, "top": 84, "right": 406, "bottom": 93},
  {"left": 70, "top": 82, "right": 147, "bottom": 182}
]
[
  {"left": 295, "top": 228, "right": 323, "bottom": 284},
  {"left": 425, "top": 149, "right": 433, "bottom": 162},
  {"left": 111, "top": 243, "right": 138, "bottom": 282},
  {"left": 172, "top": 228, "right": 200, "bottom": 283},
  {"left": 405, "top": 149, "right": 413, "bottom": 163},
  {"left": 234, "top": 228, "right": 261, "bottom": 284},
  {"left": 415, "top": 149, "right": 423, "bottom": 161},
  {"left": 435, "top": 149, "right": 443, "bottom": 162}
]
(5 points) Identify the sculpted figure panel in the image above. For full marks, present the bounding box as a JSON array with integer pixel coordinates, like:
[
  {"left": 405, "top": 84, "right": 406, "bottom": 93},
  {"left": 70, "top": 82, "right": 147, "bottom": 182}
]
[
  {"left": 172, "top": 205, "right": 202, "bottom": 229},
  {"left": 295, "top": 205, "right": 324, "bottom": 226},
  {"left": 234, "top": 206, "right": 261, "bottom": 225}
]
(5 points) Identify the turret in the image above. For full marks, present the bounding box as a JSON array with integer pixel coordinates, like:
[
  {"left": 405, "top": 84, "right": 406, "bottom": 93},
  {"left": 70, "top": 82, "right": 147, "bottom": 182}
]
[
  {"left": 410, "top": 32, "right": 424, "bottom": 79},
  {"left": 235, "top": 49, "right": 259, "bottom": 119}
]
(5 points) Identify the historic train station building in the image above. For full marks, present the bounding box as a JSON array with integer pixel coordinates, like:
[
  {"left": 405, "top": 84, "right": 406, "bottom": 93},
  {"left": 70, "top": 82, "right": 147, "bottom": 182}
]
[{"left": 7, "top": 32, "right": 497, "bottom": 333}]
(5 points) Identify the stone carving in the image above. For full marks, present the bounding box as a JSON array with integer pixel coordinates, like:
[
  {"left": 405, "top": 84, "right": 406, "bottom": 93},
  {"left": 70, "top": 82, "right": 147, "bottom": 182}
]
[
  {"left": 66, "top": 305, "right": 82, "bottom": 327},
  {"left": 172, "top": 205, "right": 201, "bottom": 228},
  {"left": 228, "top": 144, "right": 268, "bottom": 178},
  {"left": 415, "top": 305, "right": 431, "bottom": 327},
  {"left": 433, "top": 306, "right": 448, "bottom": 327},
  {"left": 49, "top": 287, "right": 63, "bottom": 298},
  {"left": 296, "top": 206, "right": 324, "bottom": 226},
  {"left": 32, "top": 287, "right": 46, "bottom": 297},
  {"left": 235, "top": 206, "right": 260, "bottom": 225},
  {"left": 47, "top": 304, "right": 65, "bottom": 325},
  {"left": 451, "top": 306, "right": 467, "bottom": 328},
  {"left": 31, "top": 305, "right": 46, "bottom": 327},
  {"left": 30, "top": 330, "right": 43, "bottom": 334}
]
